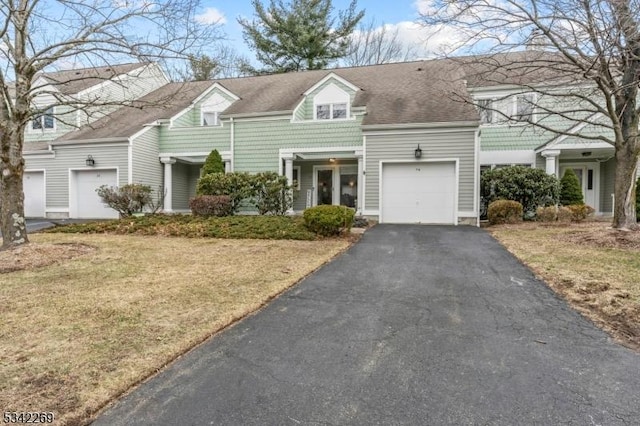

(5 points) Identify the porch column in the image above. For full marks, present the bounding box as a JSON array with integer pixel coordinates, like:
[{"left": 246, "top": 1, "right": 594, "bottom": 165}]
[
  {"left": 161, "top": 157, "right": 176, "bottom": 212},
  {"left": 224, "top": 161, "right": 231, "bottom": 173},
  {"left": 541, "top": 149, "right": 560, "bottom": 177},
  {"left": 356, "top": 149, "right": 364, "bottom": 216},
  {"left": 283, "top": 154, "right": 294, "bottom": 214}
]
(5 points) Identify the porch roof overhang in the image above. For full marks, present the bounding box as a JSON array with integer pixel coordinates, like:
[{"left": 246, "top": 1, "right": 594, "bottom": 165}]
[
  {"left": 160, "top": 151, "right": 232, "bottom": 164},
  {"left": 279, "top": 146, "right": 363, "bottom": 160}
]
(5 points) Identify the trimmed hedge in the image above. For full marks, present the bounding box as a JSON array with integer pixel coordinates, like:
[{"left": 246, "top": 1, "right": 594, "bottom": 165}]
[
  {"left": 202, "top": 149, "right": 225, "bottom": 175},
  {"left": 95, "top": 184, "right": 153, "bottom": 217},
  {"left": 536, "top": 206, "right": 557, "bottom": 222},
  {"left": 481, "top": 166, "right": 559, "bottom": 219},
  {"left": 487, "top": 200, "right": 523, "bottom": 225},
  {"left": 189, "top": 195, "right": 232, "bottom": 217},
  {"left": 566, "top": 204, "right": 594, "bottom": 222},
  {"left": 45, "top": 214, "right": 318, "bottom": 240},
  {"left": 196, "top": 172, "right": 254, "bottom": 213},
  {"left": 303, "top": 205, "right": 355, "bottom": 236}
]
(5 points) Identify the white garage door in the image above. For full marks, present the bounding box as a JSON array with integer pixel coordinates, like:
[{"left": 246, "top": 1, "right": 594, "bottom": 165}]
[
  {"left": 72, "top": 169, "right": 119, "bottom": 219},
  {"left": 381, "top": 162, "right": 456, "bottom": 224},
  {"left": 23, "top": 171, "right": 45, "bottom": 218}
]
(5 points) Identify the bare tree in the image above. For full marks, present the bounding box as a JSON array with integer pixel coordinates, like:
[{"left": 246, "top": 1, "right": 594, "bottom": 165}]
[
  {"left": 420, "top": 0, "right": 639, "bottom": 230},
  {"left": 0, "top": 0, "right": 221, "bottom": 249},
  {"left": 343, "top": 19, "right": 418, "bottom": 67}
]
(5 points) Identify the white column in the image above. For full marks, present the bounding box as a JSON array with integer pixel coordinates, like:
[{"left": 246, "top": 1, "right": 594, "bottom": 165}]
[
  {"left": 284, "top": 155, "right": 294, "bottom": 214},
  {"left": 224, "top": 161, "right": 231, "bottom": 173},
  {"left": 541, "top": 149, "right": 560, "bottom": 176},
  {"left": 356, "top": 154, "right": 364, "bottom": 216},
  {"left": 161, "top": 158, "right": 176, "bottom": 212}
]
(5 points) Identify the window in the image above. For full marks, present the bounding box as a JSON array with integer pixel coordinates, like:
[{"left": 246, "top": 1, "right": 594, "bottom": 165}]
[
  {"left": 478, "top": 99, "right": 493, "bottom": 124},
  {"left": 316, "top": 103, "right": 348, "bottom": 120},
  {"left": 202, "top": 110, "right": 219, "bottom": 126},
  {"left": 292, "top": 166, "right": 301, "bottom": 190},
  {"left": 515, "top": 94, "right": 535, "bottom": 122},
  {"left": 32, "top": 107, "right": 54, "bottom": 130}
]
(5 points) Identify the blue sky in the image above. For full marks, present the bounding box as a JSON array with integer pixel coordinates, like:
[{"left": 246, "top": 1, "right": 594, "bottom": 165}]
[{"left": 195, "top": 0, "right": 438, "bottom": 62}]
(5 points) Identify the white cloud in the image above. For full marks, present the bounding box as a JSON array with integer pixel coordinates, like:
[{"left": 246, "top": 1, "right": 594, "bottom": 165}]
[{"left": 196, "top": 7, "right": 227, "bottom": 25}]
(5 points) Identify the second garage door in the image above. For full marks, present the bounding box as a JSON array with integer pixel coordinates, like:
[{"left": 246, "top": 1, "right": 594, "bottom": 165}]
[
  {"left": 381, "top": 161, "right": 456, "bottom": 224},
  {"left": 71, "top": 169, "right": 119, "bottom": 219}
]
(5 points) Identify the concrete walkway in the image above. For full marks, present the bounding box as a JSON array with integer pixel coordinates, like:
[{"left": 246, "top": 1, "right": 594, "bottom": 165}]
[{"left": 93, "top": 225, "right": 640, "bottom": 425}]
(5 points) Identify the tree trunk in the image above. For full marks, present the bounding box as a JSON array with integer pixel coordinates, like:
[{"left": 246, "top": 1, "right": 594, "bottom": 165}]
[
  {"left": 0, "top": 131, "right": 29, "bottom": 249},
  {"left": 612, "top": 142, "right": 638, "bottom": 230}
]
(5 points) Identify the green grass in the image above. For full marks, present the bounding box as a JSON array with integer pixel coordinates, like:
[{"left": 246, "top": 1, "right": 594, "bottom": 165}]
[{"left": 45, "top": 214, "right": 318, "bottom": 240}]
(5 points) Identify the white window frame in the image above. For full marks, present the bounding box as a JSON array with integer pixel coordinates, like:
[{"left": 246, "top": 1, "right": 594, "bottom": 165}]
[
  {"left": 201, "top": 110, "right": 220, "bottom": 127},
  {"left": 477, "top": 99, "right": 494, "bottom": 124},
  {"left": 513, "top": 93, "right": 537, "bottom": 123},
  {"left": 31, "top": 106, "right": 56, "bottom": 131}
]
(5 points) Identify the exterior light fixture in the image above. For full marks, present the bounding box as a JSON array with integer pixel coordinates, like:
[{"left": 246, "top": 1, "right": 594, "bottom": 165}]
[
  {"left": 414, "top": 145, "right": 422, "bottom": 159},
  {"left": 329, "top": 158, "right": 336, "bottom": 163},
  {"left": 86, "top": 155, "right": 95, "bottom": 166}
]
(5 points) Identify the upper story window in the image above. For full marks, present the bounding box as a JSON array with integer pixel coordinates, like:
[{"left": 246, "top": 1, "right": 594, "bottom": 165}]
[
  {"left": 316, "top": 103, "right": 348, "bottom": 120},
  {"left": 514, "top": 94, "right": 536, "bottom": 122},
  {"left": 32, "top": 107, "right": 55, "bottom": 130},
  {"left": 478, "top": 99, "right": 493, "bottom": 124},
  {"left": 202, "top": 110, "right": 219, "bottom": 126}
]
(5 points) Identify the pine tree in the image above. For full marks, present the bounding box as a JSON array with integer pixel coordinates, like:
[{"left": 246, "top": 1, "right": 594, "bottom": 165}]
[
  {"left": 238, "top": 0, "right": 364, "bottom": 74},
  {"left": 202, "top": 150, "right": 225, "bottom": 175},
  {"left": 560, "top": 169, "right": 584, "bottom": 205}
]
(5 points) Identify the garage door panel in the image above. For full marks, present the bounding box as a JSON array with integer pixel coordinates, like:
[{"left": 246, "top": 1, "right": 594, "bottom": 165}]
[
  {"left": 24, "top": 171, "right": 45, "bottom": 218},
  {"left": 381, "top": 162, "right": 456, "bottom": 224},
  {"left": 73, "top": 169, "right": 119, "bottom": 219}
]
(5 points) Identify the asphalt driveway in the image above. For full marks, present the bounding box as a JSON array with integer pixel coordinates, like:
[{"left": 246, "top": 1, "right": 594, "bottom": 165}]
[{"left": 93, "top": 225, "right": 640, "bottom": 425}]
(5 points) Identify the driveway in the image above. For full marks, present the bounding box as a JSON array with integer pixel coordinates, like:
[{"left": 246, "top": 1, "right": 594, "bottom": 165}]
[{"left": 93, "top": 225, "right": 640, "bottom": 425}]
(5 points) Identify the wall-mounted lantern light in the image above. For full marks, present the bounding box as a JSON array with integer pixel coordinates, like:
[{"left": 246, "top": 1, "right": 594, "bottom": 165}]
[
  {"left": 414, "top": 145, "right": 423, "bottom": 159},
  {"left": 86, "top": 155, "right": 95, "bottom": 166}
]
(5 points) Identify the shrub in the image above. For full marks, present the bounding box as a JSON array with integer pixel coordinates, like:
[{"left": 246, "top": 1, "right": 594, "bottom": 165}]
[
  {"left": 481, "top": 166, "right": 559, "bottom": 219},
  {"left": 196, "top": 172, "right": 254, "bottom": 213},
  {"left": 202, "top": 149, "right": 225, "bottom": 175},
  {"left": 566, "top": 204, "right": 595, "bottom": 222},
  {"left": 252, "top": 172, "right": 292, "bottom": 215},
  {"left": 560, "top": 169, "right": 584, "bottom": 205},
  {"left": 536, "top": 206, "right": 557, "bottom": 222},
  {"left": 303, "top": 205, "right": 355, "bottom": 236},
  {"left": 557, "top": 206, "right": 573, "bottom": 223},
  {"left": 487, "top": 200, "right": 523, "bottom": 225},
  {"left": 96, "top": 184, "right": 153, "bottom": 217},
  {"left": 189, "top": 195, "right": 232, "bottom": 217}
]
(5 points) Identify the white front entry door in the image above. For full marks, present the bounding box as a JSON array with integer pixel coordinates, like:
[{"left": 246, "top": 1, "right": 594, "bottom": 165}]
[
  {"left": 560, "top": 164, "right": 598, "bottom": 210},
  {"left": 381, "top": 161, "right": 456, "bottom": 224},
  {"left": 71, "top": 169, "right": 119, "bottom": 219},
  {"left": 23, "top": 171, "right": 45, "bottom": 218}
]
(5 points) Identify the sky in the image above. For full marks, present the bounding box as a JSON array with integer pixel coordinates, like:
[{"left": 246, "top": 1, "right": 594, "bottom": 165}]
[{"left": 194, "top": 0, "right": 442, "bottom": 63}]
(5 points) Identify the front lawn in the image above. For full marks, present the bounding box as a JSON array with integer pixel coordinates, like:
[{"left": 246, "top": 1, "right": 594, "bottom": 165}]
[
  {"left": 0, "top": 233, "right": 350, "bottom": 425},
  {"left": 45, "top": 214, "right": 319, "bottom": 240},
  {"left": 490, "top": 222, "right": 640, "bottom": 351}
]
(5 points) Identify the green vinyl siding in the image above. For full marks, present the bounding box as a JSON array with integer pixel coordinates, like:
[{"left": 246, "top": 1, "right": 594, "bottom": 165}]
[
  {"left": 365, "top": 129, "right": 476, "bottom": 213},
  {"left": 159, "top": 124, "right": 231, "bottom": 153},
  {"left": 170, "top": 163, "right": 200, "bottom": 211},
  {"left": 24, "top": 143, "right": 129, "bottom": 210},
  {"left": 132, "top": 126, "right": 162, "bottom": 191},
  {"left": 234, "top": 118, "right": 362, "bottom": 173}
]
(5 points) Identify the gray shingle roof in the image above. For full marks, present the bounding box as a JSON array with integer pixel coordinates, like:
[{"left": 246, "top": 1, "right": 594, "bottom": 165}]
[
  {"left": 57, "top": 59, "right": 482, "bottom": 142},
  {"left": 38, "top": 63, "right": 148, "bottom": 95}
]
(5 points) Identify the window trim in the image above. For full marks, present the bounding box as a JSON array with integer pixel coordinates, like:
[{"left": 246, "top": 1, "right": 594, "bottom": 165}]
[
  {"left": 31, "top": 106, "right": 56, "bottom": 132},
  {"left": 201, "top": 110, "right": 220, "bottom": 127}
]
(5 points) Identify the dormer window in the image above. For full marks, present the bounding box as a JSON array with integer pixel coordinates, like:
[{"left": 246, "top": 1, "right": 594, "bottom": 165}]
[
  {"left": 202, "top": 110, "right": 219, "bottom": 126},
  {"left": 316, "top": 103, "right": 348, "bottom": 120},
  {"left": 32, "top": 107, "right": 55, "bottom": 130},
  {"left": 514, "top": 94, "right": 536, "bottom": 122}
]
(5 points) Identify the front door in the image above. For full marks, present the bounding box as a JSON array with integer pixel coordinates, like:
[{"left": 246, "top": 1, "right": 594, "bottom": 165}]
[
  {"left": 316, "top": 168, "right": 334, "bottom": 205},
  {"left": 560, "top": 164, "right": 597, "bottom": 209}
]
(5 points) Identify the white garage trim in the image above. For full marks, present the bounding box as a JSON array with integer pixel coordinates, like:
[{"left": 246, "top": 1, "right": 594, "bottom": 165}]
[
  {"left": 69, "top": 167, "right": 120, "bottom": 218},
  {"left": 379, "top": 159, "right": 459, "bottom": 225},
  {"left": 23, "top": 169, "right": 46, "bottom": 218}
]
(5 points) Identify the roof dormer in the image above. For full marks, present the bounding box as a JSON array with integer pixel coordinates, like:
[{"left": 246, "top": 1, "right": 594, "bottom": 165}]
[{"left": 293, "top": 72, "right": 359, "bottom": 122}]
